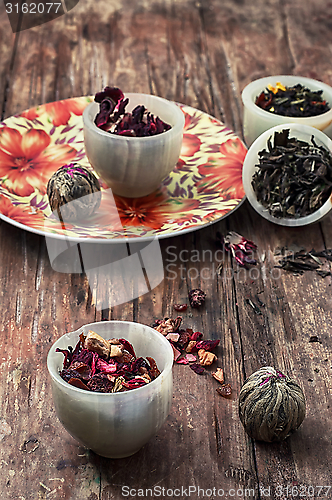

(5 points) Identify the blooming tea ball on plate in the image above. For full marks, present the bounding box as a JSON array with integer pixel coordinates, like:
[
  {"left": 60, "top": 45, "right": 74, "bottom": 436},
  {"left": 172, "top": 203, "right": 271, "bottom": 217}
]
[
  {"left": 47, "top": 163, "right": 101, "bottom": 221},
  {"left": 238, "top": 366, "right": 306, "bottom": 442}
]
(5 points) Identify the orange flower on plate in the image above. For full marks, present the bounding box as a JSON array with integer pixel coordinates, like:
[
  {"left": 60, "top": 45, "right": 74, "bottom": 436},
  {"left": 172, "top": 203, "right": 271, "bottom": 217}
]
[
  {"left": 112, "top": 191, "right": 200, "bottom": 230},
  {"left": 0, "top": 127, "right": 77, "bottom": 197},
  {"left": 196, "top": 137, "right": 246, "bottom": 199},
  {"left": 21, "top": 97, "right": 90, "bottom": 126},
  {"left": 0, "top": 195, "right": 44, "bottom": 228}
]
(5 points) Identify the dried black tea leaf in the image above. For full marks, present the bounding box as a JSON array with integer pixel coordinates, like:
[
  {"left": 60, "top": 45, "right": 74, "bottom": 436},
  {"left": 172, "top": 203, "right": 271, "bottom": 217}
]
[{"left": 252, "top": 129, "right": 332, "bottom": 218}]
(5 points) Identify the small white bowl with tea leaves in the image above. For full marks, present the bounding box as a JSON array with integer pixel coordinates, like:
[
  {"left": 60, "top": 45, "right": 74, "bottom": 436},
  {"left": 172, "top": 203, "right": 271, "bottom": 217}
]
[
  {"left": 242, "top": 123, "right": 332, "bottom": 226},
  {"left": 242, "top": 75, "right": 332, "bottom": 146}
]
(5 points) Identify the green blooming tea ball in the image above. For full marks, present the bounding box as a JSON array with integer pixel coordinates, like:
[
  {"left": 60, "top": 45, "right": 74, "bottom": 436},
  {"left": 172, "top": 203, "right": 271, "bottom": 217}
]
[
  {"left": 238, "top": 366, "right": 306, "bottom": 442},
  {"left": 47, "top": 163, "right": 101, "bottom": 222}
]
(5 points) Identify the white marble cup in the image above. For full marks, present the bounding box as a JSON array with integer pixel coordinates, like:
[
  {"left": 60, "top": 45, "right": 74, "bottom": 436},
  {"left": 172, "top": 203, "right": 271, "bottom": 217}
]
[
  {"left": 242, "top": 123, "right": 332, "bottom": 227},
  {"left": 242, "top": 75, "right": 332, "bottom": 146},
  {"left": 83, "top": 93, "right": 185, "bottom": 198},
  {"left": 47, "top": 320, "right": 173, "bottom": 458}
]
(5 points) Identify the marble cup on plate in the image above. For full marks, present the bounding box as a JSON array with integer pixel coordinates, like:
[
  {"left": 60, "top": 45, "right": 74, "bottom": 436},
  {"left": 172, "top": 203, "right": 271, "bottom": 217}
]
[
  {"left": 82, "top": 93, "right": 185, "bottom": 198},
  {"left": 47, "top": 320, "right": 173, "bottom": 458},
  {"left": 241, "top": 75, "right": 332, "bottom": 146},
  {"left": 242, "top": 122, "right": 332, "bottom": 227}
]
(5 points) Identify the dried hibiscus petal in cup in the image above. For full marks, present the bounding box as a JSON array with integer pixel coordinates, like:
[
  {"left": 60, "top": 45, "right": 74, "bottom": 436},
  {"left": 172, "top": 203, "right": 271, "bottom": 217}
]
[
  {"left": 56, "top": 330, "right": 160, "bottom": 393},
  {"left": 94, "top": 86, "right": 171, "bottom": 137}
]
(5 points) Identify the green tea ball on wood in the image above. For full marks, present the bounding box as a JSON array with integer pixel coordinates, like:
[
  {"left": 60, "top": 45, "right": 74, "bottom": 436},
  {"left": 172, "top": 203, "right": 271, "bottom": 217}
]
[
  {"left": 238, "top": 366, "right": 306, "bottom": 442},
  {"left": 47, "top": 163, "right": 101, "bottom": 222}
]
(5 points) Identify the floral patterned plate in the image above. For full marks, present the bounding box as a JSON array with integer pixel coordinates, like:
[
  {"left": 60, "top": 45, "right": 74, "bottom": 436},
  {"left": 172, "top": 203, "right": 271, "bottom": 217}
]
[{"left": 0, "top": 97, "right": 246, "bottom": 242}]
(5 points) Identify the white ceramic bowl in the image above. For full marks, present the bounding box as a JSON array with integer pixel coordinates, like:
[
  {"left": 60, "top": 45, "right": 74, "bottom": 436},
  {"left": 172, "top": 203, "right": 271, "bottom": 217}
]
[
  {"left": 242, "top": 75, "right": 332, "bottom": 146},
  {"left": 242, "top": 123, "right": 332, "bottom": 226},
  {"left": 83, "top": 93, "right": 185, "bottom": 198},
  {"left": 47, "top": 320, "right": 173, "bottom": 458}
]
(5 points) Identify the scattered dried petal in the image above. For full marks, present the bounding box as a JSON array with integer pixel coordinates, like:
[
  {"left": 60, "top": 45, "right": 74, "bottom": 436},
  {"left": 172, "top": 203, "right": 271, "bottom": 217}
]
[
  {"left": 218, "top": 231, "right": 257, "bottom": 267},
  {"left": 185, "top": 354, "right": 197, "bottom": 363},
  {"left": 216, "top": 384, "right": 232, "bottom": 398},
  {"left": 188, "top": 288, "right": 206, "bottom": 308},
  {"left": 166, "top": 333, "right": 180, "bottom": 342},
  {"left": 195, "top": 339, "right": 220, "bottom": 352},
  {"left": 186, "top": 340, "right": 197, "bottom": 353},
  {"left": 198, "top": 349, "right": 217, "bottom": 366},
  {"left": 176, "top": 357, "right": 189, "bottom": 365},
  {"left": 212, "top": 368, "right": 224, "bottom": 384},
  {"left": 173, "top": 303, "right": 188, "bottom": 312},
  {"left": 190, "top": 363, "right": 205, "bottom": 375}
]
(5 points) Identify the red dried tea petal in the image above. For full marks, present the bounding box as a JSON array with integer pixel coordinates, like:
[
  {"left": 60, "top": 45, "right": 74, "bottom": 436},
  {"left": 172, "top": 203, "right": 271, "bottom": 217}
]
[
  {"left": 68, "top": 377, "right": 90, "bottom": 391},
  {"left": 176, "top": 357, "right": 189, "bottom": 365},
  {"left": 69, "top": 362, "right": 91, "bottom": 380},
  {"left": 190, "top": 363, "right": 205, "bottom": 375},
  {"left": 185, "top": 354, "right": 197, "bottom": 363},
  {"left": 216, "top": 384, "right": 232, "bottom": 398},
  {"left": 173, "top": 303, "right": 188, "bottom": 312},
  {"left": 195, "top": 339, "right": 220, "bottom": 352},
  {"left": 122, "top": 378, "right": 148, "bottom": 390},
  {"left": 177, "top": 329, "right": 191, "bottom": 347},
  {"left": 146, "top": 356, "right": 161, "bottom": 379},
  {"left": 87, "top": 373, "right": 114, "bottom": 393},
  {"left": 119, "top": 338, "right": 136, "bottom": 358},
  {"left": 166, "top": 333, "right": 180, "bottom": 342},
  {"left": 56, "top": 348, "right": 72, "bottom": 369},
  {"left": 169, "top": 343, "right": 182, "bottom": 361},
  {"left": 190, "top": 331, "right": 203, "bottom": 341},
  {"left": 96, "top": 358, "right": 117, "bottom": 374}
]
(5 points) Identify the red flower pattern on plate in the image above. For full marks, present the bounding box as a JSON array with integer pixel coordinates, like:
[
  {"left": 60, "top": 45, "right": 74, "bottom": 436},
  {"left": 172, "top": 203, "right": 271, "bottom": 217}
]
[
  {"left": 196, "top": 137, "right": 246, "bottom": 199},
  {"left": 0, "top": 127, "right": 77, "bottom": 197},
  {"left": 180, "top": 112, "right": 202, "bottom": 157},
  {"left": 0, "top": 195, "right": 44, "bottom": 228},
  {"left": 21, "top": 97, "right": 90, "bottom": 126}
]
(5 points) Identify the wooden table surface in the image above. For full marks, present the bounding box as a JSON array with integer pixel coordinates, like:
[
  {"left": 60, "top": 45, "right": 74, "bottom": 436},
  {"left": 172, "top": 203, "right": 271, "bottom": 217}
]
[{"left": 0, "top": 0, "right": 332, "bottom": 499}]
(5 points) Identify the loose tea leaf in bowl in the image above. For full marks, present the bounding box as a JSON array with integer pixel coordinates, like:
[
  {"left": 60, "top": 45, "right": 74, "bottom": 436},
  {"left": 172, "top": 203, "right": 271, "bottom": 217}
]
[
  {"left": 251, "top": 129, "right": 332, "bottom": 218},
  {"left": 255, "top": 82, "right": 330, "bottom": 117}
]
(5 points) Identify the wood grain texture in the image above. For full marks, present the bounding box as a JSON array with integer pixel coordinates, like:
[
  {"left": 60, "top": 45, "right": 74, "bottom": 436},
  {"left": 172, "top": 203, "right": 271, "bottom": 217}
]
[{"left": 0, "top": 0, "right": 332, "bottom": 498}]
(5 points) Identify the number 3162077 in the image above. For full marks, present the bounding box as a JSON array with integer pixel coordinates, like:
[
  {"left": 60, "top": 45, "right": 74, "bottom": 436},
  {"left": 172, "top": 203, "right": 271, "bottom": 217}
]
[{"left": 5, "top": 3, "right": 62, "bottom": 14}]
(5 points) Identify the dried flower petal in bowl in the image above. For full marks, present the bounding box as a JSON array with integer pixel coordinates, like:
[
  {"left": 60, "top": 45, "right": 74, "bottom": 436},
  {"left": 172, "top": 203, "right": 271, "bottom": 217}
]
[
  {"left": 94, "top": 86, "right": 171, "bottom": 137},
  {"left": 56, "top": 330, "right": 160, "bottom": 393}
]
